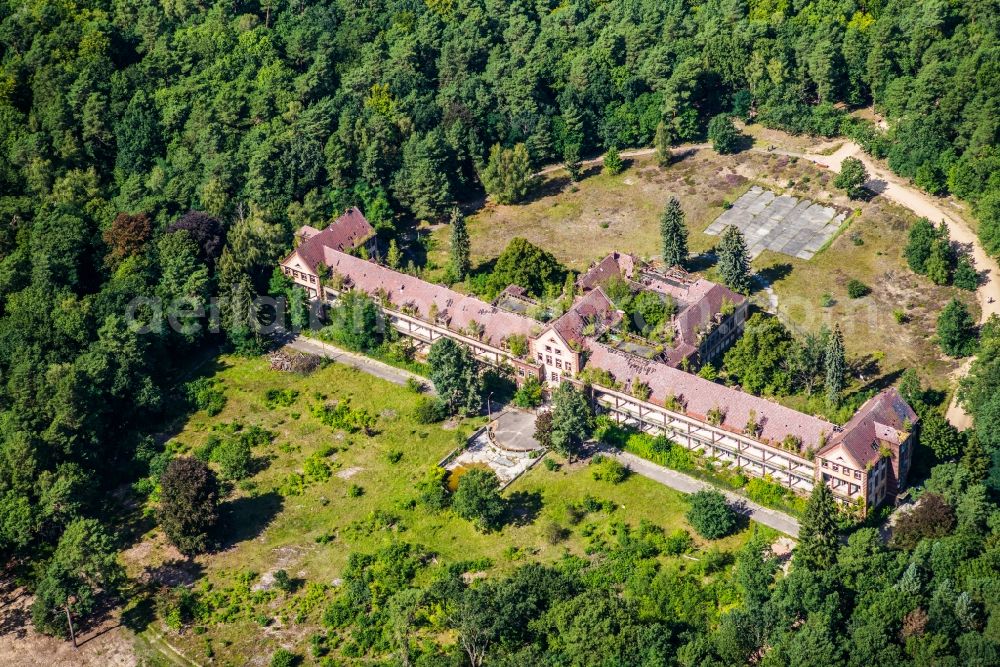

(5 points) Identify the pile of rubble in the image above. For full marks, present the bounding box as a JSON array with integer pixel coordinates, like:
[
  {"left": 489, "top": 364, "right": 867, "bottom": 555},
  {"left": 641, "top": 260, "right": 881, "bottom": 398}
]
[{"left": 268, "top": 347, "right": 324, "bottom": 373}]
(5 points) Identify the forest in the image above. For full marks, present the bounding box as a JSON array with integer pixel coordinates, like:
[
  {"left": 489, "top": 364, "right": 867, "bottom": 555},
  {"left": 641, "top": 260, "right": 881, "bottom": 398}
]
[{"left": 1, "top": 0, "right": 1000, "bottom": 664}]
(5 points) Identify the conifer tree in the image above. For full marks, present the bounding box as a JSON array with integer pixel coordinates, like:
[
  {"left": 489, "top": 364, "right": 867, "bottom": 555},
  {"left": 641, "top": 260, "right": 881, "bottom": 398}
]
[
  {"left": 660, "top": 196, "right": 688, "bottom": 268},
  {"left": 796, "top": 482, "right": 839, "bottom": 571},
  {"left": 603, "top": 145, "right": 623, "bottom": 175},
  {"left": 825, "top": 325, "right": 846, "bottom": 406},
  {"left": 386, "top": 238, "right": 402, "bottom": 269},
  {"left": 717, "top": 225, "right": 751, "bottom": 292},
  {"left": 961, "top": 433, "right": 990, "bottom": 482},
  {"left": 450, "top": 207, "right": 471, "bottom": 281},
  {"left": 563, "top": 142, "right": 582, "bottom": 182},
  {"left": 654, "top": 120, "right": 674, "bottom": 166}
]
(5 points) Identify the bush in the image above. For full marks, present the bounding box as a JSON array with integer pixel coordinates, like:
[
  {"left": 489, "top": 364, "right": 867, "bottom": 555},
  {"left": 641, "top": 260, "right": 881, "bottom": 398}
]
[
  {"left": 745, "top": 477, "right": 790, "bottom": 507},
  {"left": 270, "top": 649, "right": 300, "bottom": 667},
  {"left": 187, "top": 378, "right": 226, "bottom": 416},
  {"left": 847, "top": 279, "right": 871, "bottom": 298},
  {"left": 211, "top": 436, "right": 253, "bottom": 481},
  {"left": 264, "top": 388, "right": 299, "bottom": 409},
  {"left": 590, "top": 455, "right": 630, "bottom": 484},
  {"left": 686, "top": 489, "right": 738, "bottom": 539},
  {"left": 413, "top": 396, "right": 448, "bottom": 424},
  {"left": 347, "top": 484, "right": 364, "bottom": 498}
]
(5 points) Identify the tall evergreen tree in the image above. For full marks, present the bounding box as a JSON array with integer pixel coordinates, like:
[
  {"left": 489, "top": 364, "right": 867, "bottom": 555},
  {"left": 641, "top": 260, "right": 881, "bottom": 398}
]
[
  {"left": 717, "top": 225, "right": 751, "bottom": 292},
  {"left": 660, "top": 197, "right": 688, "bottom": 268},
  {"left": 654, "top": 120, "right": 674, "bottom": 166},
  {"left": 563, "top": 142, "right": 582, "bottom": 182},
  {"left": 825, "top": 325, "right": 846, "bottom": 406},
  {"left": 796, "top": 482, "right": 839, "bottom": 571},
  {"left": 549, "top": 382, "right": 593, "bottom": 462},
  {"left": 450, "top": 207, "right": 471, "bottom": 281}
]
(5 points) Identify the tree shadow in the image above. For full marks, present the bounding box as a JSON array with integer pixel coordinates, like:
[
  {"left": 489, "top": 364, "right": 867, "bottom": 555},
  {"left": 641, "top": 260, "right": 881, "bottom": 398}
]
[
  {"left": 851, "top": 367, "right": 904, "bottom": 400},
  {"left": 505, "top": 490, "right": 543, "bottom": 527},
  {"left": 686, "top": 251, "right": 717, "bottom": 273},
  {"left": 521, "top": 175, "right": 571, "bottom": 204},
  {"left": 670, "top": 147, "right": 700, "bottom": 164},
  {"left": 138, "top": 558, "right": 204, "bottom": 589},
  {"left": 727, "top": 499, "right": 754, "bottom": 532},
  {"left": 755, "top": 262, "right": 793, "bottom": 287},
  {"left": 214, "top": 492, "right": 284, "bottom": 550}
]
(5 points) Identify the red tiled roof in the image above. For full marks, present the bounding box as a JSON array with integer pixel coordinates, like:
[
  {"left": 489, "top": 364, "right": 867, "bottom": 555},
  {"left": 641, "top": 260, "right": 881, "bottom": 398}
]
[
  {"left": 323, "top": 250, "right": 538, "bottom": 348},
  {"left": 578, "top": 252, "right": 636, "bottom": 291},
  {"left": 289, "top": 207, "right": 375, "bottom": 272},
  {"left": 672, "top": 282, "right": 745, "bottom": 347},
  {"left": 822, "top": 388, "right": 916, "bottom": 468},
  {"left": 552, "top": 288, "right": 620, "bottom": 349},
  {"left": 585, "top": 342, "right": 836, "bottom": 452}
]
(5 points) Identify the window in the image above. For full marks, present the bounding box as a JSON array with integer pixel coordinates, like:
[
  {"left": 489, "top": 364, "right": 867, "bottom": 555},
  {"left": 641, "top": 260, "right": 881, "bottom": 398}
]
[
  {"left": 854, "top": 471, "right": 861, "bottom": 479},
  {"left": 545, "top": 345, "right": 552, "bottom": 352},
  {"left": 551, "top": 372, "right": 560, "bottom": 383},
  {"left": 822, "top": 461, "right": 828, "bottom": 468},
  {"left": 518, "top": 369, "right": 525, "bottom": 377},
  {"left": 555, "top": 348, "right": 561, "bottom": 355},
  {"left": 309, "top": 275, "right": 316, "bottom": 283},
  {"left": 832, "top": 464, "right": 839, "bottom": 472},
  {"left": 546, "top": 355, "right": 552, "bottom": 364},
  {"left": 564, "top": 364, "right": 572, "bottom": 373},
  {"left": 537, "top": 353, "right": 543, "bottom": 361},
  {"left": 555, "top": 359, "right": 562, "bottom": 369}
]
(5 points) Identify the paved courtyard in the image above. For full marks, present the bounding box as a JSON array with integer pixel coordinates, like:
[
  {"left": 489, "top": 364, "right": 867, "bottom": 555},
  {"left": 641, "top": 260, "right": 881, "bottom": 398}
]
[
  {"left": 704, "top": 186, "right": 847, "bottom": 260},
  {"left": 446, "top": 410, "right": 543, "bottom": 488}
]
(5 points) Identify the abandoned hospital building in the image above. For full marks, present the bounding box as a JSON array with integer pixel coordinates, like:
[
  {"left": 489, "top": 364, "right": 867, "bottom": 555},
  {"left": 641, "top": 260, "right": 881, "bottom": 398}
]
[{"left": 281, "top": 209, "right": 919, "bottom": 514}]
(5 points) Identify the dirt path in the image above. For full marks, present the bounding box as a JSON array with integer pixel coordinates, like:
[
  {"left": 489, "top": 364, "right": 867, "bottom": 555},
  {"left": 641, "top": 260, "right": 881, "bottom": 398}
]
[
  {"left": 784, "top": 140, "right": 999, "bottom": 429},
  {"left": 537, "top": 135, "right": 998, "bottom": 429}
]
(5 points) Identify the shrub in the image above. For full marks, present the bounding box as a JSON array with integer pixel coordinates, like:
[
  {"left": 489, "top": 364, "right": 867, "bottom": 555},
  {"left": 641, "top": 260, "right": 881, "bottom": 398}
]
[
  {"left": 543, "top": 520, "right": 570, "bottom": 545},
  {"left": 386, "top": 450, "right": 403, "bottom": 464},
  {"left": 211, "top": 437, "right": 253, "bottom": 481},
  {"left": 745, "top": 477, "right": 789, "bottom": 507},
  {"left": 893, "top": 309, "right": 909, "bottom": 324},
  {"left": 590, "top": 455, "right": 630, "bottom": 484},
  {"left": 686, "top": 490, "right": 738, "bottom": 539},
  {"left": 847, "top": 279, "right": 871, "bottom": 298},
  {"left": 405, "top": 377, "right": 426, "bottom": 393},
  {"left": 187, "top": 378, "right": 226, "bottom": 416},
  {"left": 264, "top": 388, "right": 299, "bottom": 409},
  {"left": 543, "top": 457, "right": 560, "bottom": 472},
  {"left": 273, "top": 569, "right": 293, "bottom": 593},
  {"left": 347, "top": 484, "right": 364, "bottom": 498},
  {"left": 413, "top": 396, "right": 448, "bottom": 424},
  {"left": 270, "top": 649, "right": 299, "bottom": 667}
]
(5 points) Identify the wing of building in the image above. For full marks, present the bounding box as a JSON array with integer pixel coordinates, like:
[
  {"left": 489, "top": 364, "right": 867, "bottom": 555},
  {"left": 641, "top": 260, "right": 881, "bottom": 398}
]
[{"left": 279, "top": 223, "right": 917, "bottom": 515}]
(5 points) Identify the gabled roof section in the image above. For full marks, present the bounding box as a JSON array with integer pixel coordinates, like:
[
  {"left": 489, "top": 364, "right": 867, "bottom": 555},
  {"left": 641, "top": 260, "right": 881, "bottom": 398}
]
[
  {"left": 585, "top": 343, "right": 836, "bottom": 452},
  {"left": 286, "top": 207, "right": 375, "bottom": 273},
  {"left": 552, "top": 287, "right": 620, "bottom": 350},
  {"left": 822, "top": 387, "right": 917, "bottom": 468},
  {"left": 323, "top": 250, "right": 537, "bottom": 348},
  {"left": 578, "top": 252, "right": 637, "bottom": 291}
]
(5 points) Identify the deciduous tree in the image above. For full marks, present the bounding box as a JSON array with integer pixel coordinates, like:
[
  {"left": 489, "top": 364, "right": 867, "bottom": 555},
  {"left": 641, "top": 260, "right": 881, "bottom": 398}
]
[{"left": 158, "top": 457, "right": 220, "bottom": 555}]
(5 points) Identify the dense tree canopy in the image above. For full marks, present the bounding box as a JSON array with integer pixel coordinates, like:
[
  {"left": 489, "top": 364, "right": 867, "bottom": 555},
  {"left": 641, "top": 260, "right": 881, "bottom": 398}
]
[{"left": 3, "top": 0, "right": 1000, "bottom": 657}]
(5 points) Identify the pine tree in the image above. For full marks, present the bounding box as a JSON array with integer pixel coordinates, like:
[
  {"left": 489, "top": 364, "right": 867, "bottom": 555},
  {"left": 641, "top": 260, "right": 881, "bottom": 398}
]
[
  {"left": 717, "top": 225, "right": 751, "bottom": 292},
  {"left": 795, "top": 482, "right": 839, "bottom": 571},
  {"left": 937, "top": 298, "right": 976, "bottom": 357},
  {"left": 603, "top": 145, "right": 624, "bottom": 175},
  {"left": 961, "top": 432, "right": 990, "bottom": 482},
  {"left": 654, "top": 120, "right": 674, "bottom": 166},
  {"left": 480, "top": 143, "right": 535, "bottom": 204},
  {"left": 954, "top": 255, "right": 978, "bottom": 290},
  {"left": 660, "top": 197, "right": 688, "bottom": 268},
  {"left": 825, "top": 325, "right": 846, "bottom": 407},
  {"left": 563, "top": 142, "right": 582, "bottom": 182},
  {"left": 386, "top": 239, "right": 402, "bottom": 269},
  {"left": 450, "top": 207, "right": 471, "bottom": 281}
]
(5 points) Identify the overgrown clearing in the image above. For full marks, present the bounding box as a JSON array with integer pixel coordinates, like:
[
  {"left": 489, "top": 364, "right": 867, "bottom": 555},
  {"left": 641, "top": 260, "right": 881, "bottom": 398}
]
[
  {"left": 430, "top": 146, "right": 975, "bottom": 404},
  {"left": 125, "top": 355, "right": 763, "bottom": 661}
]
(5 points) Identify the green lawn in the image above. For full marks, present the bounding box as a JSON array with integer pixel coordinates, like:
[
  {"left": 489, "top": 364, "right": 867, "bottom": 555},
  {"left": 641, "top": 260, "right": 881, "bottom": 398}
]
[{"left": 129, "top": 354, "right": 765, "bottom": 662}]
